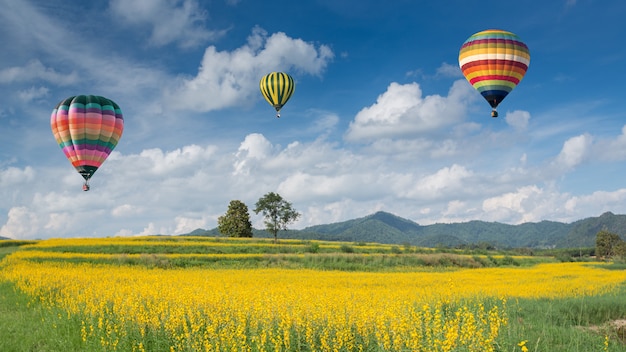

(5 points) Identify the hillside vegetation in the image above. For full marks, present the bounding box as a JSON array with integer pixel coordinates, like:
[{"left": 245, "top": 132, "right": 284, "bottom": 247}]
[{"left": 188, "top": 211, "right": 626, "bottom": 249}]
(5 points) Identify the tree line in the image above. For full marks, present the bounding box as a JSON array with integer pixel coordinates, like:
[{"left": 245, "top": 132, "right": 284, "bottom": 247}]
[{"left": 217, "top": 192, "right": 300, "bottom": 243}]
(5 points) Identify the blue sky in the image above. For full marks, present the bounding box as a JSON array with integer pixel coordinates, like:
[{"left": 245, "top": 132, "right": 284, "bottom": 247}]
[{"left": 2, "top": 0, "right": 626, "bottom": 239}]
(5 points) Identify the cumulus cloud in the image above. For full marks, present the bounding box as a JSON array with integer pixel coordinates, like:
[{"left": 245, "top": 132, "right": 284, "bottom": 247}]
[
  {"left": 174, "top": 216, "right": 208, "bottom": 234},
  {"left": 0, "top": 207, "right": 39, "bottom": 239},
  {"left": 505, "top": 110, "right": 531, "bottom": 130},
  {"left": 403, "top": 164, "right": 474, "bottom": 200},
  {"left": 277, "top": 172, "right": 391, "bottom": 203},
  {"left": 552, "top": 134, "right": 592, "bottom": 170},
  {"left": 109, "top": 0, "right": 225, "bottom": 48},
  {"left": 165, "top": 27, "right": 333, "bottom": 112},
  {"left": 233, "top": 133, "right": 275, "bottom": 176},
  {"left": 482, "top": 185, "right": 542, "bottom": 222},
  {"left": 3, "top": 127, "right": 626, "bottom": 239},
  {"left": 0, "top": 166, "right": 35, "bottom": 186},
  {"left": 565, "top": 189, "right": 626, "bottom": 214},
  {"left": 345, "top": 80, "right": 474, "bottom": 141}
]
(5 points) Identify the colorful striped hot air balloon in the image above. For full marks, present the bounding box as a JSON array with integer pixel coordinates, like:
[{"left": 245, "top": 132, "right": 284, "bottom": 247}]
[
  {"left": 260, "top": 72, "right": 295, "bottom": 118},
  {"left": 459, "top": 29, "right": 530, "bottom": 118},
  {"left": 50, "top": 95, "right": 124, "bottom": 191}
]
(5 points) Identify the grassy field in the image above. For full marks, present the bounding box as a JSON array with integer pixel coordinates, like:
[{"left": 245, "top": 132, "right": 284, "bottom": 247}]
[{"left": 1, "top": 236, "right": 625, "bottom": 351}]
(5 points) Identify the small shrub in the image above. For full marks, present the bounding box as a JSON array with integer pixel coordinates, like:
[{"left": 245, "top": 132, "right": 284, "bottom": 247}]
[
  {"left": 500, "top": 255, "right": 519, "bottom": 266},
  {"left": 340, "top": 244, "right": 354, "bottom": 253},
  {"left": 306, "top": 242, "right": 320, "bottom": 253}
]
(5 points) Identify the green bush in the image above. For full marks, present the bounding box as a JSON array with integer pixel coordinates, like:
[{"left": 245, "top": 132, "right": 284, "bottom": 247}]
[{"left": 340, "top": 244, "right": 355, "bottom": 253}]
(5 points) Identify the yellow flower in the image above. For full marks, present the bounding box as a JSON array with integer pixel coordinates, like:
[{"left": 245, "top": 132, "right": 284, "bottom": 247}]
[{"left": 518, "top": 340, "right": 529, "bottom": 352}]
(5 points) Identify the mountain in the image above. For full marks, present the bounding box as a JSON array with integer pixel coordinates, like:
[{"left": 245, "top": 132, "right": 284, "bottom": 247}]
[
  {"left": 556, "top": 211, "right": 626, "bottom": 247},
  {"left": 304, "top": 211, "right": 422, "bottom": 243},
  {"left": 420, "top": 219, "right": 571, "bottom": 248},
  {"left": 185, "top": 211, "right": 626, "bottom": 249},
  {"left": 299, "top": 211, "right": 578, "bottom": 248}
]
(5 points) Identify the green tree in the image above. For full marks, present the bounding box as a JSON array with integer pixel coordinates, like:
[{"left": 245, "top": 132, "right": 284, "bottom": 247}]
[
  {"left": 615, "top": 241, "right": 626, "bottom": 259},
  {"left": 217, "top": 200, "right": 253, "bottom": 237},
  {"left": 595, "top": 229, "right": 623, "bottom": 260},
  {"left": 254, "top": 192, "right": 300, "bottom": 243}
]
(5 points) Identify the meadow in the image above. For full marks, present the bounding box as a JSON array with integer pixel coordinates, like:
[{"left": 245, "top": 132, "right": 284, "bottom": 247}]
[{"left": 0, "top": 236, "right": 625, "bottom": 351}]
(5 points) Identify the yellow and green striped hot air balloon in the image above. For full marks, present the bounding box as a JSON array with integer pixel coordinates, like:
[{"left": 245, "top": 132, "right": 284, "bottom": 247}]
[
  {"left": 259, "top": 72, "right": 295, "bottom": 118},
  {"left": 459, "top": 29, "right": 530, "bottom": 118}
]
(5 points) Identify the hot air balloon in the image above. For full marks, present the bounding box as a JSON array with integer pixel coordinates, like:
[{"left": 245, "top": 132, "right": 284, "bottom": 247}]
[
  {"left": 459, "top": 29, "right": 530, "bottom": 118},
  {"left": 259, "top": 72, "right": 295, "bottom": 118},
  {"left": 50, "top": 95, "right": 124, "bottom": 191}
]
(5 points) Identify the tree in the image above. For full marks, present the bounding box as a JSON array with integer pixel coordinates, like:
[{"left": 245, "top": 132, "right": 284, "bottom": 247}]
[
  {"left": 254, "top": 192, "right": 300, "bottom": 243},
  {"left": 217, "top": 200, "right": 252, "bottom": 237},
  {"left": 595, "top": 229, "right": 623, "bottom": 260},
  {"left": 615, "top": 241, "right": 626, "bottom": 259}
]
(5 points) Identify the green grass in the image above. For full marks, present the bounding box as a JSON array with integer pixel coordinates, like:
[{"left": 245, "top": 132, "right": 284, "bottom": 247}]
[
  {"left": 0, "top": 281, "right": 85, "bottom": 352},
  {"left": 0, "top": 246, "right": 84, "bottom": 351},
  {"left": 502, "top": 285, "right": 626, "bottom": 351},
  {"left": 18, "top": 250, "right": 553, "bottom": 271},
  {"left": 0, "top": 247, "right": 17, "bottom": 261}
]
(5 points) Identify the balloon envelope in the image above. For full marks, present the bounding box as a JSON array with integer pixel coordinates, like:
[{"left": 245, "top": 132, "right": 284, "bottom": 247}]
[
  {"left": 50, "top": 95, "right": 124, "bottom": 185},
  {"left": 459, "top": 29, "right": 530, "bottom": 116},
  {"left": 259, "top": 72, "right": 295, "bottom": 117}
]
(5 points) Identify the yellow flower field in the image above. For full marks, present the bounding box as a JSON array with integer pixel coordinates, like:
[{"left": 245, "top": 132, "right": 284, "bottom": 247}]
[{"left": 1, "top": 237, "right": 625, "bottom": 351}]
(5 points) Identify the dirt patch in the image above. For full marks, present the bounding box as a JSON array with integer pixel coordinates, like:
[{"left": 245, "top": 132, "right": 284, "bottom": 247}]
[
  {"left": 586, "top": 319, "right": 626, "bottom": 343},
  {"left": 615, "top": 320, "right": 626, "bottom": 342}
]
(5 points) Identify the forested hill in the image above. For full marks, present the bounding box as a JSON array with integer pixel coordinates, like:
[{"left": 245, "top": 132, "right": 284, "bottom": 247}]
[
  {"left": 300, "top": 211, "right": 569, "bottom": 248},
  {"left": 189, "top": 211, "right": 626, "bottom": 249}
]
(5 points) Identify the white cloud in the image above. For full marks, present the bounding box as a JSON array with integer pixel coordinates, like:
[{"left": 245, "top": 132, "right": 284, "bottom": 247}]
[
  {"left": 44, "top": 212, "right": 75, "bottom": 233},
  {"left": 233, "top": 133, "right": 275, "bottom": 175},
  {"left": 277, "top": 172, "right": 390, "bottom": 203},
  {"left": 436, "top": 62, "right": 462, "bottom": 78},
  {"left": 0, "top": 60, "right": 78, "bottom": 85},
  {"left": 345, "top": 80, "right": 474, "bottom": 141},
  {"left": 0, "top": 207, "right": 39, "bottom": 239},
  {"left": 553, "top": 134, "right": 592, "bottom": 170},
  {"left": 565, "top": 189, "right": 626, "bottom": 214},
  {"left": 0, "top": 166, "right": 35, "bottom": 186},
  {"left": 109, "top": 0, "right": 225, "bottom": 48},
  {"left": 165, "top": 27, "right": 334, "bottom": 112},
  {"left": 126, "top": 223, "right": 169, "bottom": 237},
  {"left": 482, "top": 185, "right": 541, "bottom": 221},
  {"left": 505, "top": 110, "right": 531, "bottom": 130},
  {"left": 308, "top": 111, "right": 340, "bottom": 135},
  {"left": 403, "top": 164, "right": 474, "bottom": 200},
  {"left": 112, "top": 204, "right": 144, "bottom": 218},
  {"left": 3, "top": 126, "right": 626, "bottom": 239},
  {"left": 595, "top": 125, "right": 626, "bottom": 161},
  {"left": 174, "top": 216, "right": 207, "bottom": 234},
  {"left": 18, "top": 86, "right": 49, "bottom": 102}
]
